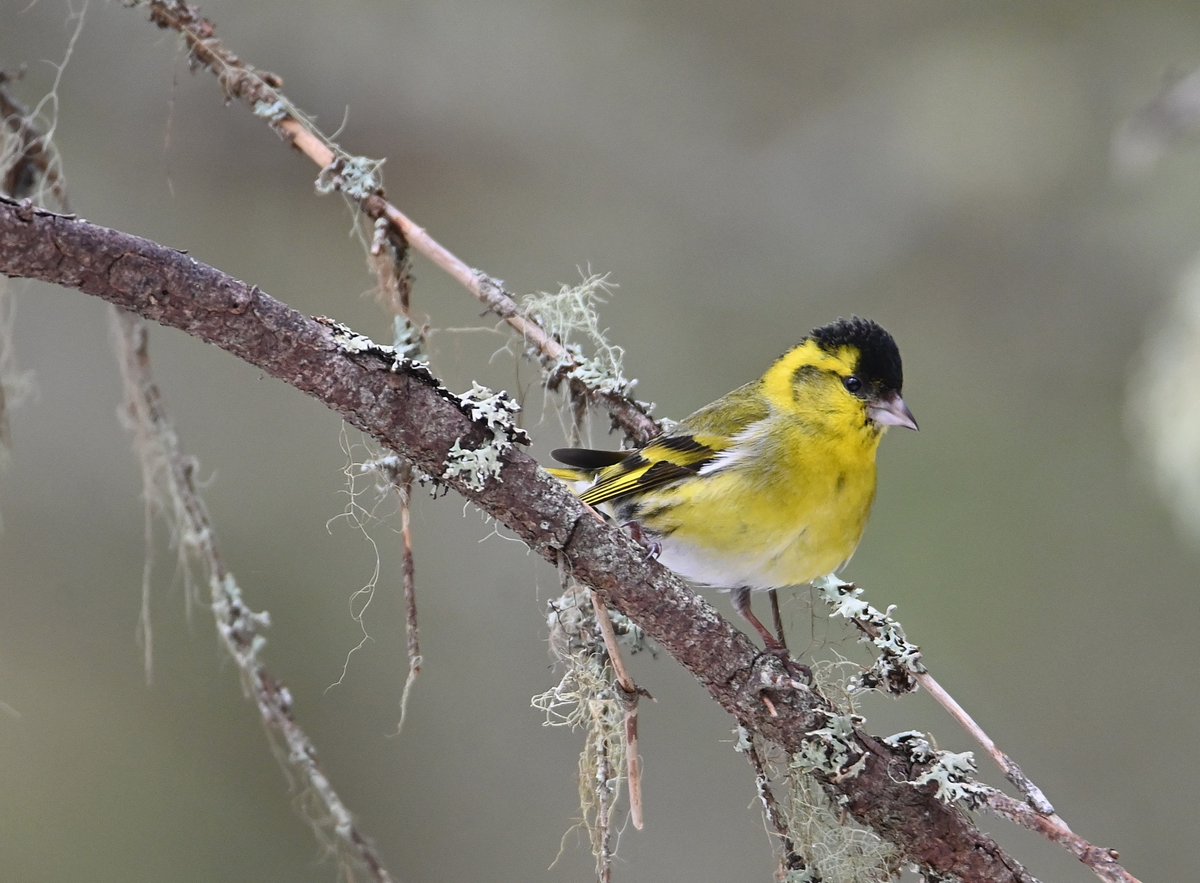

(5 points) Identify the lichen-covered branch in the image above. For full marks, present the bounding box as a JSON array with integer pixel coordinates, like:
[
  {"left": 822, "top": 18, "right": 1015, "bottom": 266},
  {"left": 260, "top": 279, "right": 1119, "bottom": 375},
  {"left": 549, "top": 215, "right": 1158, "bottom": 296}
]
[
  {"left": 0, "top": 198, "right": 1049, "bottom": 883},
  {"left": 3, "top": 65, "right": 398, "bottom": 881},
  {"left": 111, "top": 311, "right": 398, "bottom": 882},
  {"left": 817, "top": 578, "right": 1053, "bottom": 809}
]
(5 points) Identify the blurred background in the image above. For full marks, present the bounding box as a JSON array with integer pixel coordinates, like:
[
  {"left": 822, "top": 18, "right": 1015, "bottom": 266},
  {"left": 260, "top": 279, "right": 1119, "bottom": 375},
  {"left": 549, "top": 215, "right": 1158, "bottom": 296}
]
[{"left": 3, "top": 2, "right": 1199, "bottom": 880}]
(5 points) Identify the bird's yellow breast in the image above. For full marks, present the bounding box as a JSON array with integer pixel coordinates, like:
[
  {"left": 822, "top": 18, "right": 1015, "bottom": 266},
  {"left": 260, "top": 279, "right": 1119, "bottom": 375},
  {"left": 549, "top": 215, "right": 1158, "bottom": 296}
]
[{"left": 636, "top": 415, "right": 881, "bottom": 590}]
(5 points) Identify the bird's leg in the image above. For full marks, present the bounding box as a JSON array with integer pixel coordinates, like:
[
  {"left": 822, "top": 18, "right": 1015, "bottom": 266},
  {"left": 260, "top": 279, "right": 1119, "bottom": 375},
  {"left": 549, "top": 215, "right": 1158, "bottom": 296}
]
[
  {"left": 731, "top": 587, "right": 786, "bottom": 652},
  {"left": 734, "top": 589, "right": 813, "bottom": 710},
  {"left": 768, "top": 589, "right": 788, "bottom": 651},
  {"left": 622, "top": 520, "right": 661, "bottom": 561}
]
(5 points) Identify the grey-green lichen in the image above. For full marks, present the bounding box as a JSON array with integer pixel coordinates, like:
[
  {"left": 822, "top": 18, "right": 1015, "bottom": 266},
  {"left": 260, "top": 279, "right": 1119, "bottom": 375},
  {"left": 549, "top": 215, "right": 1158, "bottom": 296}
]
[
  {"left": 791, "top": 710, "right": 867, "bottom": 780},
  {"left": 441, "top": 437, "right": 505, "bottom": 490},
  {"left": 740, "top": 725, "right": 900, "bottom": 883},
  {"left": 314, "top": 154, "right": 385, "bottom": 200},
  {"left": 814, "top": 576, "right": 925, "bottom": 695},
  {"left": 534, "top": 582, "right": 641, "bottom": 878},
  {"left": 321, "top": 319, "right": 529, "bottom": 491},
  {"left": 521, "top": 273, "right": 636, "bottom": 398},
  {"left": 884, "top": 731, "right": 996, "bottom": 810},
  {"left": 211, "top": 572, "right": 272, "bottom": 664},
  {"left": 251, "top": 98, "right": 289, "bottom": 123},
  {"left": 732, "top": 724, "right": 754, "bottom": 754},
  {"left": 441, "top": 382, "right": 530, "bottom": 490},
  {"left": 391, "top": 315, "right": 424, "bottom": 361}
]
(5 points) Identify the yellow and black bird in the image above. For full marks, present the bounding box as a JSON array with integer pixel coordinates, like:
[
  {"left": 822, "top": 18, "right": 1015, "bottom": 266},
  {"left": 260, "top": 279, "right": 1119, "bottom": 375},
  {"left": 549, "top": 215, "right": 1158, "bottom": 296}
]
[{"left": 549, "top": 317, "right": 916, "bottom": 649}]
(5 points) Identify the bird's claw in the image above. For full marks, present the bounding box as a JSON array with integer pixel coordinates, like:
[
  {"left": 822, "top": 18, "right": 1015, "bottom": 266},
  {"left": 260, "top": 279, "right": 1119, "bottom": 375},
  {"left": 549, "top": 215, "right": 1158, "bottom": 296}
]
[
  {"left": 622, "top": 520, "right": 661, "bottom": 561},
  {"left": 746, "top": 652, "right": 811, "bottom": 716}
]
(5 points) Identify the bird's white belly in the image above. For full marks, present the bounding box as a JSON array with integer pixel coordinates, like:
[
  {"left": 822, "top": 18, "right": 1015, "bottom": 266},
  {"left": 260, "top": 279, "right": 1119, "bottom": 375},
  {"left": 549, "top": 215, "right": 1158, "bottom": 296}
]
[{"left": 656, "top": 529, "right": 848, "bottom": 591}]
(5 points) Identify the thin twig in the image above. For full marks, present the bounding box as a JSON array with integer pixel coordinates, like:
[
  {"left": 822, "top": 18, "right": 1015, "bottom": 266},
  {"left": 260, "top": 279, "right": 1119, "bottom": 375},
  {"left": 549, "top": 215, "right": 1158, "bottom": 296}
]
[
  {"left": 917, "top": 670, "right": 1054, "bottom": 814},
  {"left": 142, "top": 0, "right": 658, "bottom": 445},
  {"left": 822, "top": 578, "right": 1138, "bottom": 883},
  {"left": 594, "top": 722, "right": 614, "bottom": 883},
  {"left": 986, "top": 792, "right": 1142, "bottom": 883},
  {"left": 367, "top": 217, "right": 424, "bottom": 721},
  {"left": 112, "top": 313, "right": 398, "bottom": 883},
  {"left": 741, "top": 734, "right": 805, "bottom": 877},
  {"left": 822, "top": 578, "right": 1054, "bottom": 811},
  {"left": 397, "top": 461, "right": 421, "bottom": 672},
  {"left": 392, "top": 458, "right": 421, "bottom": 734},
  {"left": 592, "top": 594, "right": 645, "bottom": 831}
]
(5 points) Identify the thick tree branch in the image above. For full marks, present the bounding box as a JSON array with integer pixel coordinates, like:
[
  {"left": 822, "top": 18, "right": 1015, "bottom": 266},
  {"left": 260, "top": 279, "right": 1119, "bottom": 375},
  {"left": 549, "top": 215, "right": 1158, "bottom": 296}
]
[{"left": 0, "top": 198, "right": 1043, "bottom": 882}]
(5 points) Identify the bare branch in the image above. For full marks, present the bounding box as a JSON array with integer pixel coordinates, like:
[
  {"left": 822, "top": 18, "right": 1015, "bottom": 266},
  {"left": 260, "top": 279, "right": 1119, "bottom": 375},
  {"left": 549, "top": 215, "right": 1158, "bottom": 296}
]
[
  {"left": 591, "top": 594, "right": 646, "bottom": 831},
  {"left": 987, "top": 793, "right": 1139, "bottom": 883}
]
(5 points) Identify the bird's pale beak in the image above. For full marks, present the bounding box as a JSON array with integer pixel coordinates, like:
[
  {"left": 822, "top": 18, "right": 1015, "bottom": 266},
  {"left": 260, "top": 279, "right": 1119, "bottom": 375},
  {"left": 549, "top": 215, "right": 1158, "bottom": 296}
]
[{"left": 869, "top": 393, "right": 919, "bottom": 431}]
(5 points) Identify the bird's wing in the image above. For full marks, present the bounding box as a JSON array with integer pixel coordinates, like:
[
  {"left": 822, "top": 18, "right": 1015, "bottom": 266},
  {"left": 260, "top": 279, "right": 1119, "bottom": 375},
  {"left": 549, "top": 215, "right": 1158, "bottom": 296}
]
[
  {"left": 675, "top": 379, "right": 769, "bottom": 438},
  {"left": 553, "top": 380, "right": 770, "bottom": 506},
  {"left": 549, "top": 448, "right": 632, "bottom": 470},
  {"left": 573, "top": 432, "right": 727, "bottom": 505}
]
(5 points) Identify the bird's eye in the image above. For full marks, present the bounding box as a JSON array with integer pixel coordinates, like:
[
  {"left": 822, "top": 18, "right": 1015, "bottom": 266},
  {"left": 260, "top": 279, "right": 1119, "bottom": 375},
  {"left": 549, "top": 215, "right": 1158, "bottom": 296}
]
[{"left": 843, "top": 375, "right": 863, "bottom": 394}]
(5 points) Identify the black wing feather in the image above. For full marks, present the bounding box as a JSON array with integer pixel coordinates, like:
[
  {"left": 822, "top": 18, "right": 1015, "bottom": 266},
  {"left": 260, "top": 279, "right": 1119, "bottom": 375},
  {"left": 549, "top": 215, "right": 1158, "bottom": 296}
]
[{"left": 551, "top": 447, "right": 635, "bottom": 469}]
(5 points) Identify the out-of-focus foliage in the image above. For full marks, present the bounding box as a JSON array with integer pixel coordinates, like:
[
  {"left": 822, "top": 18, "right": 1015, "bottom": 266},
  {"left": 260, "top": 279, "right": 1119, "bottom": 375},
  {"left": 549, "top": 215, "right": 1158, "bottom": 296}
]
[{"left": 1129, "top": 255, "right": 1200, "bottom": 544}]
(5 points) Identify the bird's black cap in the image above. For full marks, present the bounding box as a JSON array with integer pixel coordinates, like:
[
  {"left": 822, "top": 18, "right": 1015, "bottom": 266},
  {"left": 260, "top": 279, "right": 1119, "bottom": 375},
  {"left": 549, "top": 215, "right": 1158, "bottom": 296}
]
[{"left": 809, "top": 316, "right": 904, "bottom": 393}]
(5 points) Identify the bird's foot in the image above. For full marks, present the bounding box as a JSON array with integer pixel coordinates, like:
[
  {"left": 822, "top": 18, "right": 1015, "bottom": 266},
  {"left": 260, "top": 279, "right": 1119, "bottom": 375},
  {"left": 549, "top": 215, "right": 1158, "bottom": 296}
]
[
  {"left": 745, "top": 651, "right": 811, "bottom": 717},
  {"left": 622, "top": 520, "right": 661, "bottom": 562},
  {"left": 752, "top": 645, "right": 813, "bottom": 686}
]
